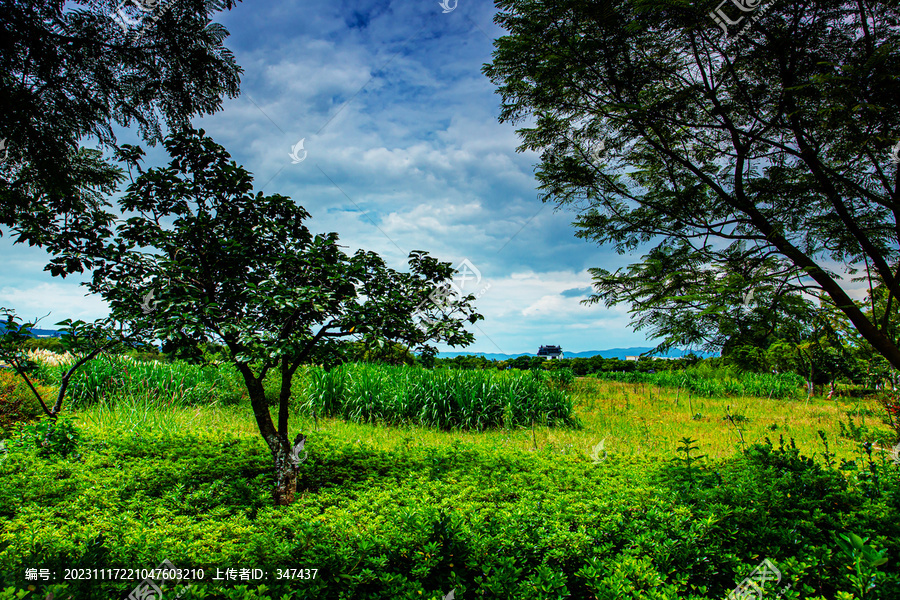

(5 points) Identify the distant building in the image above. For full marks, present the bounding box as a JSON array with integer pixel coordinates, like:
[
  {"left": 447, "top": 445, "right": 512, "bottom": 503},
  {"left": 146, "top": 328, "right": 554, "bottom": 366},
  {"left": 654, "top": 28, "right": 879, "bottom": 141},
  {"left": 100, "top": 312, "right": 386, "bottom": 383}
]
[
  {"left": 625, "top": 355, "right": 641, "bottom": 361},
  {"left": 537, "top": 345, "right": 564, "bottom": 359}
]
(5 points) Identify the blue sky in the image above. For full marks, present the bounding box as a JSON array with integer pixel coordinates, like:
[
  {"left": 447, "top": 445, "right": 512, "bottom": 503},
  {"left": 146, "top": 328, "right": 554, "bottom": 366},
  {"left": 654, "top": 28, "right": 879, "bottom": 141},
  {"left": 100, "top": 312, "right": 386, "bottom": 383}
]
[{"left": 1, "top": 0, "right": 655, "bottom": 355}]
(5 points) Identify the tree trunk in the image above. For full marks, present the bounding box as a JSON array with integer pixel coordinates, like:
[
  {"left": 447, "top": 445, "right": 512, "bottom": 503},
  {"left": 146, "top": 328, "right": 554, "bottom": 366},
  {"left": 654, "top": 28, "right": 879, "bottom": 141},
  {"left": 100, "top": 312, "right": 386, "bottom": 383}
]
[
  {"left": 272, "top": 433, "right": 307, "bottom": 506},
  {"left": 274, "top": 460, "right": 298, "bottom": 506},
  {"left": 231, "top": 359, "right": 306, "bottom": 507}
]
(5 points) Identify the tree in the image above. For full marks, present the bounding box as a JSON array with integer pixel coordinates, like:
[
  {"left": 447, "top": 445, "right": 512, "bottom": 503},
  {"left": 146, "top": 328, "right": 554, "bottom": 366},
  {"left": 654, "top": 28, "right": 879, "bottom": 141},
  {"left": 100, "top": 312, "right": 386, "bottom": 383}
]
[
  {"left": 0, "top": 310, "right": 142, "bottom": 420},
  {"left": 88, "top": 129, "right": 483, "bottom": 505},
  {"left": 483, "top": 0, "right": 900, "bottom": 368},
  {"left": 0, "top": 0, "right": 243, "bottom": 276}
]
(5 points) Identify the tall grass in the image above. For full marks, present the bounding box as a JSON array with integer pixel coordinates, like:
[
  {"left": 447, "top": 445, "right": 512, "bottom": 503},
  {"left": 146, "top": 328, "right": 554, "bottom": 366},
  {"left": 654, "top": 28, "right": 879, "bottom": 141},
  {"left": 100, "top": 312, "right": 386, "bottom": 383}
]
[
  {"left": 591, "top": 368, "right": 804, "bottom": 399},
  {"left": 32, "top": 354, "right": 246, "bottom": 408},
  {"left": 292, "top": 363, "right": 581, "bottom": 431}
]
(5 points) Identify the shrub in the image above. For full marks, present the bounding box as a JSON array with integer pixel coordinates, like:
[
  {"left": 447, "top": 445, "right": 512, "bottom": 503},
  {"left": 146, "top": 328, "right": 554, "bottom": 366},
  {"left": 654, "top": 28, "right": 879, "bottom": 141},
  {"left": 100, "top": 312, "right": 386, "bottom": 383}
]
[
  {"left": 1, "top": 415, "right": 83, "bottom": 460},
  {"left": 0, "top": 432, "right": 897, "bottom": 599},
  {"left": 0, "top": 370, "right": 56, "bottom": 432}
]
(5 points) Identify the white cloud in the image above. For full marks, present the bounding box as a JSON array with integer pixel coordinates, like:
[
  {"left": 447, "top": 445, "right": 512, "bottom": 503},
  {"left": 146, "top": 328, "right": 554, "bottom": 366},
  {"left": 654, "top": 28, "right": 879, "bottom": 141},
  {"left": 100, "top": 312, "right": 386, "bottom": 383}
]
[{"left": 0, "top": 283, "right": 108, "bottom": 323}]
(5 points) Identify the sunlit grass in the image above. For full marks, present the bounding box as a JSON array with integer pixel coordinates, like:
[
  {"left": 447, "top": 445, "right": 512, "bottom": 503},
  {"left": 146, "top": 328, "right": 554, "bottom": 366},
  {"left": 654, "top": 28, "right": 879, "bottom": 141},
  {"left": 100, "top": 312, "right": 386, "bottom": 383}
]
[
  {"left": 69, "top": 374, "right": 894, "bottom": 466},
  {"left": 77, "top": 398, "right": 259, "bottom": 439}
]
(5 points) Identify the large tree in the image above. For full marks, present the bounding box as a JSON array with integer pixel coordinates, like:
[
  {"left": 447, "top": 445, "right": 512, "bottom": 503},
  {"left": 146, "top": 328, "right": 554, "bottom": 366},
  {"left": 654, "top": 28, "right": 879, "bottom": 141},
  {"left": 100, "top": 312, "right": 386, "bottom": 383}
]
[
  {"left": 89, "top": 129, "right": 483, "bottom": 505},
  {"left": 483, "top": 0, "right": 900, "bottom": 367},
  {"left": 0, "top": 0, "right": 243, "bottom": 276}
]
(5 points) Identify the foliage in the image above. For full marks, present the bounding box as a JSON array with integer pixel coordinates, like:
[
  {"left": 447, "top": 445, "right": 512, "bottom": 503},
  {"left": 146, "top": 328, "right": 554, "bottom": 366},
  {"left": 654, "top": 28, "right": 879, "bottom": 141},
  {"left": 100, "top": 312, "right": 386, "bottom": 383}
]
[
  {"left": 837, "top": 417, "right": 894, "bottom": 445},
  {"left": 87, "top": 129, "right": 483, "bottom": 505},
  {"left": 833, "top": 532, "right": 890, "bottom": 598},
  {"left": 0, "top": 429, "right": 897, "bottom": 599},
  {"left": 1, "top": 415, "right": 82, "bottom": 460},
  {"left": 873, "top": 392, "right": 900, "bottom": 441},
  {"left": 591, "top": 368, "right": 804, "bottom": 399},
  {"left": 0, "top": 370, "right": 55, "bottom": 432},
  {"left": 341, "top": 340, "right": 418, "bottom": 366},
  {"left": 39, "top": 354, "right": 247, "bottom": 409},
  {"left": 0, "top": 310, "right": 145, "bottom": 421},
  {"left": 20, "top": 337, "right": 65, "bottom": 353},
  {"left": 483, "top": 0, "right": 900, "bottom": 372},
  {"left": 0, "top": 0, "right": 243, "bottom": 277}
]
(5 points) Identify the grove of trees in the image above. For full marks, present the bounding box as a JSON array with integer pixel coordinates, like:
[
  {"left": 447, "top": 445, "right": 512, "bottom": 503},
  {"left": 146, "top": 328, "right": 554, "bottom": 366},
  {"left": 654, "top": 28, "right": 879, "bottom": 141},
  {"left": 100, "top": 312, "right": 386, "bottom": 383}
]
[{"left": 483, "top": 0, "right": 900, "bottom": 375}]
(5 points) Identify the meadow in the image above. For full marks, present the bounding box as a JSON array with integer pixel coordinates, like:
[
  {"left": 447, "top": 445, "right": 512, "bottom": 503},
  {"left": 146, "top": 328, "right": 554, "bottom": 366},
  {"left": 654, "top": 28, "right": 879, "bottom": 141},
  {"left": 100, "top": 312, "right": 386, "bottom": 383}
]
[{"left": 1, "top": 353, "right": 899, "bottom": 599}]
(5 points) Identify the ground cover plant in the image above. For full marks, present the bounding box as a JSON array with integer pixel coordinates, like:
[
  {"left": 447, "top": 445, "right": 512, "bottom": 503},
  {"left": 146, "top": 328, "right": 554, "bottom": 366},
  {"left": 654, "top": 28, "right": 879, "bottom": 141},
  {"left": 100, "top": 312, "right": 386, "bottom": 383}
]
[
  {"left": 2, "top": 352, "right": 900, "bottom": 599},
  {"left": 0, "top": 419, "right": 898, "bottom": 599}
]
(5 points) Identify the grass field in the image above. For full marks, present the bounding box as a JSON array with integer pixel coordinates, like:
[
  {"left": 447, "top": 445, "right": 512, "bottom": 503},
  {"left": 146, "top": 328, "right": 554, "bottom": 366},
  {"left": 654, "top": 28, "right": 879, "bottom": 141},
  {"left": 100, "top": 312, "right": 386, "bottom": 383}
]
[
  {"left": 67, "top": 369, "right": 894, "bottom": 464},
  {"left": 2, "top": 356, "right": 899, "bottom": 599}
]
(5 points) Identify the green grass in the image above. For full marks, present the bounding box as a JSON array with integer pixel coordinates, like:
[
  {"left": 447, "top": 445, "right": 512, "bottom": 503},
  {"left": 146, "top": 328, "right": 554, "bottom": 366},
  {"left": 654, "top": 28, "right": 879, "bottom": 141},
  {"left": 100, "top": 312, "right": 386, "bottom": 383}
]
[
  {"left": 10, "top": 353, "right": 894, "bottom": 463},
  {"left": 290, "top": 364, "right": 580, "bottom": 431},
  {"left": 32, "top": 354, "right": 247, "bottom": 408},
  {"left": 2, "top": 356, "right": 900, "bottom": 599},
  {"left": 591, "top": 368, "right": 805, "bottom": 399},
  {"left": 62, "top": 369, "right": 895, "bottom": 465}
]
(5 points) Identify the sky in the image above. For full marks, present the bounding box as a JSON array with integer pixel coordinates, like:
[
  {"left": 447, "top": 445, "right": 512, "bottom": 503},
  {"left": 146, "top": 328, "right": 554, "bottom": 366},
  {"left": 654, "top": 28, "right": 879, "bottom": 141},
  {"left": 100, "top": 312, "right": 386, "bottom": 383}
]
[{"left": 2, "top": 0, "right": 681, "bottom": 355}]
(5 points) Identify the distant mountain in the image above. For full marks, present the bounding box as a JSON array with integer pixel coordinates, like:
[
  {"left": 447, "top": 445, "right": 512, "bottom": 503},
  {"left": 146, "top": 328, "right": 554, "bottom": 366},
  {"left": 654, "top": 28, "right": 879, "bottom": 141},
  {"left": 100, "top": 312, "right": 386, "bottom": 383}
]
[
  {"left": 436, "top": 347, "right": 717, "bottom": 360},
  {"left": 16, "top": 330, "right": 716, "bottom": 360},
  {"left": 19, "top": 328, "right": 65, "bottom": 338}
]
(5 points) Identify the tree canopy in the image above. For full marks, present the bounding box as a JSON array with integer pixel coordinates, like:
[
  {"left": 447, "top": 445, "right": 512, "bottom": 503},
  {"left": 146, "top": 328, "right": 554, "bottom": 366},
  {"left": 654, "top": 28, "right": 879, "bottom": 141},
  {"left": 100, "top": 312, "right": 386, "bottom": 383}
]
[
  {"left": 88, "top": 129, "right": 483, "bottom": 504},
  {"left": 0, "top": 0, "right": 243, "bottom": 276},
  {"left": 483, "top": 0, "right": 900, "bottom": 368}
]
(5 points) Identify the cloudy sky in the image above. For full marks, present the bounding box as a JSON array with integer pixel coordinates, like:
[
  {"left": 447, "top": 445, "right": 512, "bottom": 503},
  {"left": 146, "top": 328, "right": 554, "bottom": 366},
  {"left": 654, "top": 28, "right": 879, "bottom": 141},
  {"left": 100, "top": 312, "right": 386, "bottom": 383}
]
[{"left": 1, "top": 0, "right": 663, "bottom": 355}]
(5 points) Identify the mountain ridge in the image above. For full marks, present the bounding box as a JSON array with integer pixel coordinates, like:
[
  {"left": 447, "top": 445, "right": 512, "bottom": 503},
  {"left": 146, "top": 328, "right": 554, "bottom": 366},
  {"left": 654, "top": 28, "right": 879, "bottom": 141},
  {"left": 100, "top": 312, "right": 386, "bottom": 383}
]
[{"left": 437, "top": 347, "right": 716, "bottom": 360}]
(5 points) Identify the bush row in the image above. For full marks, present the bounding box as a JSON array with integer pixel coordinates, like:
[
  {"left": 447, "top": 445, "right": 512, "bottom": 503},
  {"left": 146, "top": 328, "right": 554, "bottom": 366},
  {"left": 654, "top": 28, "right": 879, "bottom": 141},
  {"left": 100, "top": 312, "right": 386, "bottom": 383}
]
[{"left": 591, "top": 369, "right": 805, "bottom": 399}]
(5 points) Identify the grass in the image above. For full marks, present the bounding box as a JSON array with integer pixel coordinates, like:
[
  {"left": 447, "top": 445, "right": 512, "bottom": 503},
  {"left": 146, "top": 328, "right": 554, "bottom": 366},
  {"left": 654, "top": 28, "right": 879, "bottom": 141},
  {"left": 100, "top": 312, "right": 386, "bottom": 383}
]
[
  {"left": 7, "top": 353, "right": 895, "bottom": 464},
  {"left": 31, "top": 354, "right": 247, "bottom": 408},
  {"left": 591, "top": 368, "right": 805, "bottom": 399},
  {"left": 3, "top": 356, "right": 900, "bottom": 599},
  {"left": 291, "top": 363, "right": 580, "bottom": 431},
  {"left": 66, "top": 372, "right": 895, "bottom": 465}
]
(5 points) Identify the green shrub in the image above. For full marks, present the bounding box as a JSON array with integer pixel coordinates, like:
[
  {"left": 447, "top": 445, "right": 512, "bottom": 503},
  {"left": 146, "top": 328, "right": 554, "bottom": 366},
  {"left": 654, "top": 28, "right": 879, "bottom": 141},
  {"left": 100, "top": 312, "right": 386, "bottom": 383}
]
[
  {"left": 0, "top": 370, "right": 55, "bottom": 432},
  {"left": 0, "top": 432, "right": 897, "bottom": 599},
  {"left": 1, "top": 415, "right": 82, "bottom": 460}
]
